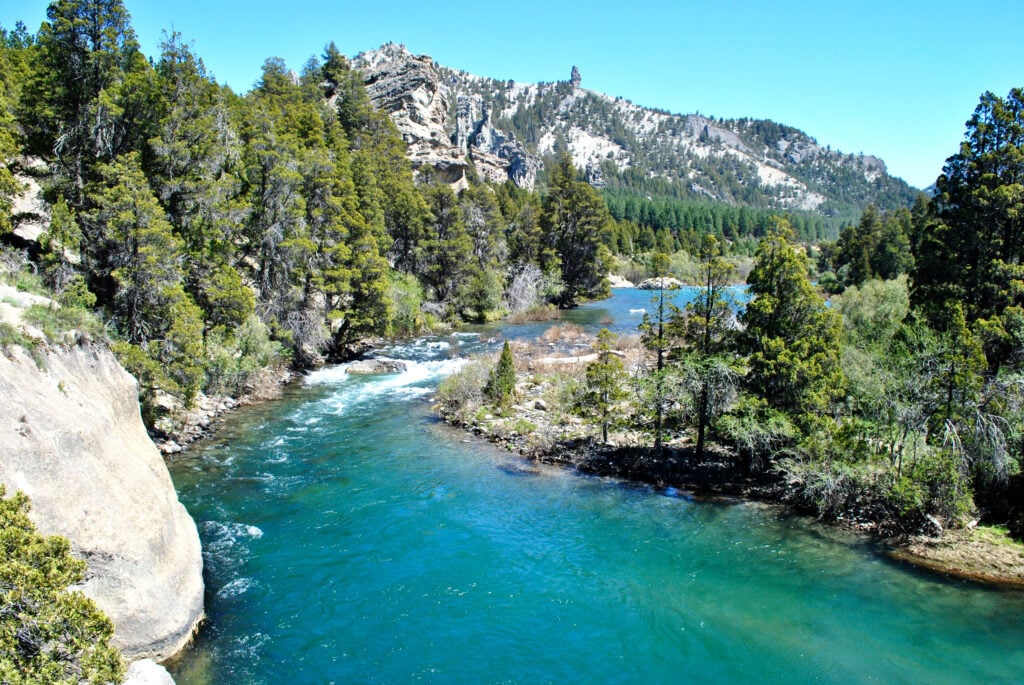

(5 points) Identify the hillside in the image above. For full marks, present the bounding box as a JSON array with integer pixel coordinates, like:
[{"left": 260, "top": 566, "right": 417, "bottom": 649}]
[{"left": 353, "top": 43, "right": 917, "bottom": 220}]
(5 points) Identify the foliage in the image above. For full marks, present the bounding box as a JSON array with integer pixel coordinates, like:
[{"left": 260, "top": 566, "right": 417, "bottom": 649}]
[
  {"left": 435, "top": 359, "right": 489, "bottom": 422},
  {"left": 741, "top": 219, "right": 844, "bottom": 419},
  {"left": 484, "top": 340, "right": 516, "bottom": 407},
  {"left": 0, "top": 486, "right": 125, "bottom": 684},
  {"left": 913, "top": 88, "right": 1024, "bottom": 371},
  {"left": 540, "top": 154, "right": 613, "bottom": 306},
  {"left": 22, "top": 303, "right": 104, "bottom": 344},
  {"left": 822, "top": 204, "right": 915, "bottom": 291},
  {"left": 577, "top": 328, "right": 628, "bottom": 443},
  {"left": 671, "top": 236, "right": 740, "bottom": 457}
]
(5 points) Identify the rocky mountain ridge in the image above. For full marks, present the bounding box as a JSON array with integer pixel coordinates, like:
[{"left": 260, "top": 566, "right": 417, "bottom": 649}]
[{"left": 352, "top": 43, "right": 916, "bottom": 216}]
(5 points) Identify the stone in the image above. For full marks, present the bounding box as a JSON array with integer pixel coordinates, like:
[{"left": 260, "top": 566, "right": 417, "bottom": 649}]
[
  {"left": 353, "top": 44, "right": 540, "bottom": 190},
  {"left": 0, "top": 344, "right": 204, "bottom": 662},
  {"left": 125, "top": 659, "right": 176, "bottom": 685},
  {"left": 533, "top": 399, "right": 549, "bottom": 411},
  {"left": 346, "top": 358, "right": 408, "bottom": 375},
  {"left": 637, "top": 276, "right": 685, "bottom": 290}
]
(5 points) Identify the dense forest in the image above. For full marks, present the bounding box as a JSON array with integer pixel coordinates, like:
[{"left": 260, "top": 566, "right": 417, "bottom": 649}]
[
  {"left": 0, "top": 2, "right": 617, "bottom": 424},
  {"left": 2, "top": 3, "right": 1023, "bottom": 541}
]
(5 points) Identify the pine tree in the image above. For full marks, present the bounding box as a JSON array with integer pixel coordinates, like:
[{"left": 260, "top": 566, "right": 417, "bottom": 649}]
[
  {"left": 741, "top": 220, "right": 844, "bottom": 417},
  {"left": 912, "top": 88, "right": 1024, "bottom": 371},
  {"left": 0, "top": 486, "right": 125, "bottom": 684},
  {"left": 484, "top": 340, "right": 516, "bottom": 407},
  {"left": 22, "top": 0, "right": 153, "bottom": 209},
  {"left": 580, "top": 328, "right": 627, "bottom": 443},
  {"left": 673, "top": 235, "right": 739, "bottom": 458},
  {"left": 638, "top": 251, "right": 678, "bottom": 452},
  {"left": 541, "top": 153, "right": 613, "bottom": 307}
]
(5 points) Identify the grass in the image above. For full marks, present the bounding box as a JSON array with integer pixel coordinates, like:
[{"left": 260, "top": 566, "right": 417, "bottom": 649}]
[
  {"left": 970, "top": 525, "right": 1024, "bottom": 549},
  {"left": 22, "top": 304, "right": 105, "bottom": 344},
  {"left": 0, "top": 321, "right": 46, "bottom": 368}
]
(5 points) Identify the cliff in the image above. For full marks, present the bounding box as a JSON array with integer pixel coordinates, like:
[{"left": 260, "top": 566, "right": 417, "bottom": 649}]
[
  {"left": 0, "top": 340, "right": 204, "bottom": 662},
  {"left": 353, "top": 43, "right": 916, "bottom": 215}
]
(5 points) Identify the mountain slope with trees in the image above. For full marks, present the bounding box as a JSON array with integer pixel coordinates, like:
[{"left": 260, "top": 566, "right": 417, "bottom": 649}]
[{"left": 354, "top": 42, "right": 917, "bottom": 233}]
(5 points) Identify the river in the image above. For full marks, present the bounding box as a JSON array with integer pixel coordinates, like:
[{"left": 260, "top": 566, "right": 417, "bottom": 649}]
[{"left": 167, "top": 290, "right": 1024, "bottom": 684}]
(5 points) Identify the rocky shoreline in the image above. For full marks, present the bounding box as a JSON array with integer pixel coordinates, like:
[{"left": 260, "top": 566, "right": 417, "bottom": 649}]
[
  {"left": 153, "top": 365, "right": 295, "bottom": 455},
  {"left": 436, "top": 359, "right": 1024, "bottom": 591}
]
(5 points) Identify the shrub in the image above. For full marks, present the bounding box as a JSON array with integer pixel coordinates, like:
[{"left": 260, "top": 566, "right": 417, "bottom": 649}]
[
  {"left": 0, "top": 486, "right": 125, "bottom": 684},
  {"left": 434, "top": 359, "right": 489, "bottom": 423},
  {"left": 484, "top": 341, "right": 517, "bottom": 406}
]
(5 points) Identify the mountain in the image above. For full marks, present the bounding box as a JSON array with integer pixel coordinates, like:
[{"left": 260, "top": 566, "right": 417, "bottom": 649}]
[{"left": 352, "top": 43, "right": 917, "bottom": 219}]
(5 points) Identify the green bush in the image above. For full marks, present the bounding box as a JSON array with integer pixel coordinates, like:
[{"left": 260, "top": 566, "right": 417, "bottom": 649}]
[
  {"left": 23, "top": 304, "right": 104, "bottom": 344},
  {"left": 0, "top": 486, "right": 125, "bottom": 684},
  {"left": 0, "top": 322, "right": 46, "bottom": 368},
  {"left": 435, "top": 359, "right": 489, "bottom": 423},
  {"left": 204, "top": 316, "right": 286, "bottom": 396},
  {"left": 484, "top": 341, "right": 517, "bottom": 407}
]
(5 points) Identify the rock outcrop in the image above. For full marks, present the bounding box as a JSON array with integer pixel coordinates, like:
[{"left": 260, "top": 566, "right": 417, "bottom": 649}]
[
  {"left": 353, "top": 43, "right": 539, "bottom": 190},
  {"left": 637, "top": 276, "right": 684, "bottom": 290},
  {"left": 351, "top": 43, "right": 914, "bottom": 212},
  {"left": 0, "top": 343, "right": 204, "bottom": 662}
]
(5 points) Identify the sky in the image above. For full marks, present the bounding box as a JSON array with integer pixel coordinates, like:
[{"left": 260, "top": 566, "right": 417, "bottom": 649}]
[{"left": 3, "top": 0, "right": 1023, "bottom": 189}]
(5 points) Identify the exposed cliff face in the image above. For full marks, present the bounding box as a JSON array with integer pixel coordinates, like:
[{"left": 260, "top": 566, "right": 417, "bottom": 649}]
[
  {"left": 353, "top": 43, "right": 539, "bottom": 190},
  {"left": 353, "top": 43, "right": 915, "bottom": 214},
  {"left": 0, "top": 342, "right": 204, "bottom": 662}
]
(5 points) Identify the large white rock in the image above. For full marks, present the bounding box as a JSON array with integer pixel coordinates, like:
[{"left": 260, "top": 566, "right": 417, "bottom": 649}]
[
  {"left": 0, "top": 344, "right": 204, "bottom": 662},
  {"left": 125, "top": 659, "right": 176, "bottom": 685}
]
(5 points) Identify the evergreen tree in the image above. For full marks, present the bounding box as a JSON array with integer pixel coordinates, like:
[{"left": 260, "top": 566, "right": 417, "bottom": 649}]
[
  {"left": 741, "top": 220, "right": 844, "bottom": 417},
  {"left": 484, "top": 340, "right": 516, "bottom": 407},
  {"left": 419, "top": 182, "right": 474, "bottom": 306},
  {"left": 580, "top": 328, "right": 627, "bottom": 443},
  {"left": 541, "top": 153, "right": 613, "bottom": 307},
  {"left": 638, "top": 251, "right": 678, "bottom": 452},
  {"left": 673, "top": 235, "right": 739, "bottom": 458},
  {"left": 22, "top": 0, "right": 154, "bottom": 210},
  {"left": 913, "top": 88, "right": 1024, "bottom": 370}
]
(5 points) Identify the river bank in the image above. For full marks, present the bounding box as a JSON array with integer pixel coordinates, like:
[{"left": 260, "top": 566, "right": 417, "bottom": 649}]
[
  {"left": 434, "top": 332, "right": 1024, "bottom": 591},
  {"left": 165, "top": 319, "right": 1024, "bottom": 682}
]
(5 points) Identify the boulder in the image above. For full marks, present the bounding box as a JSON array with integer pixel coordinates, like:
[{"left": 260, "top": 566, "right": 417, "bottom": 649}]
[
  {"left": 0, "top": 344, "right": 204, "bottom": 662},
  {"left": 346, "top": 358, "right": 408, "bottom": 375},
  {"left": 637, "top": 276, "right": 684, "bottom": 290},
  {"left": 125, "top": 660, "right": 176, "bottom": 685}
]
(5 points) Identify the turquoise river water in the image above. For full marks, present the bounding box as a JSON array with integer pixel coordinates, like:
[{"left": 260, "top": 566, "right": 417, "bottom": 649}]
[{"left": 167, "top": 290, "right": 1024, "bottom": 684}]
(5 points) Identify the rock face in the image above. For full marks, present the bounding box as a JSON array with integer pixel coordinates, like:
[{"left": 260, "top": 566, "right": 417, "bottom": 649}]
[
  {"left": 353, "top": 43, "right": 539, "bottom": 190},
  {"left": 351, "top": 43, "right": 915, "bottom": 212},
  {"left": 0, "top": 344, "right": 204, "bottom": 662}
]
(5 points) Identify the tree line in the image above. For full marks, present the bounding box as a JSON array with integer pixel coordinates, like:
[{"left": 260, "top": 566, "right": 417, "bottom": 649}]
[
  {"left": 462, "top": 87, "right": 1024, "bottom": 536},
  {"left": 0, "top": 1, "right": 613, "bottom": 422}
]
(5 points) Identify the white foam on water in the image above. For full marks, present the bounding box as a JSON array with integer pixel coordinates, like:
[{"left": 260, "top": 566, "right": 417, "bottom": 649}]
[
  {"left": 303, "top": 364, "right": 351, "bottom": 385},
  {"left": 218, "top": 577, "right": 257, "bottom": 599},
  {"left": 318, "top": 357, "right": 467, "bottom": 416}
]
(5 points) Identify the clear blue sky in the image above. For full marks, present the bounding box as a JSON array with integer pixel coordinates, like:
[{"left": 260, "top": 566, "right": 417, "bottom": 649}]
[{"left": 4, "top": 0, "right": 1023, "bottom": 189}]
